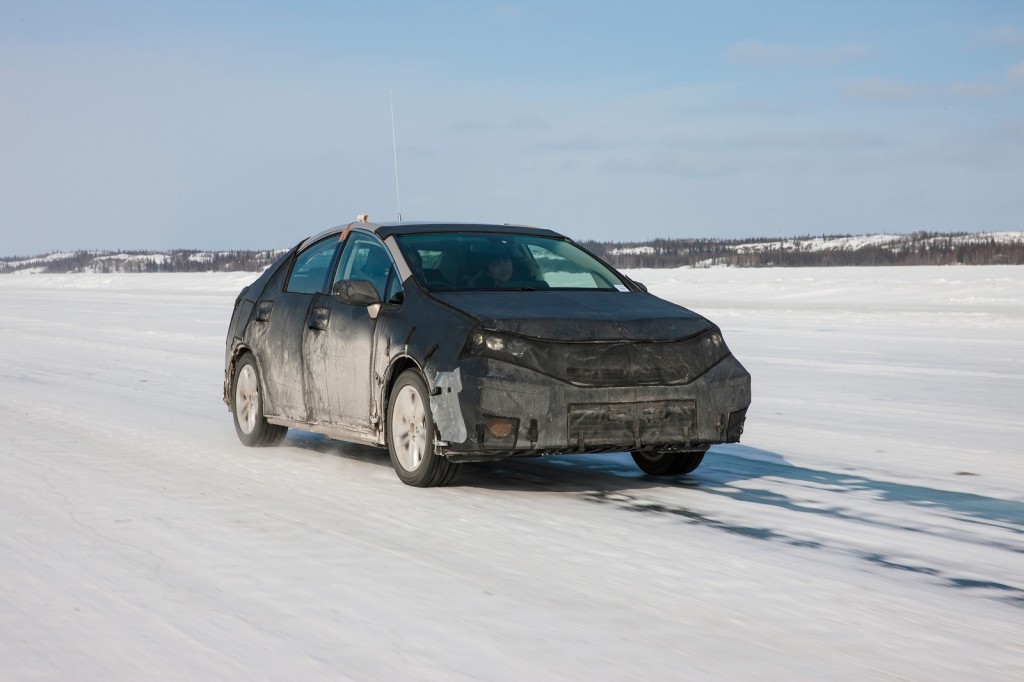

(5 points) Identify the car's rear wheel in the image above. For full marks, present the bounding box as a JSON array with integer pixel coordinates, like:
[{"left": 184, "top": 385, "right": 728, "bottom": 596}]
[
  {"left": 232, "top": 353, "right": 287, "bottom": 447},
  {"left": 387, "top": 370, "right": 461, "bottom": 487},
  {"left": 631, "top": 450, "right": 705, "bottom": 476}
]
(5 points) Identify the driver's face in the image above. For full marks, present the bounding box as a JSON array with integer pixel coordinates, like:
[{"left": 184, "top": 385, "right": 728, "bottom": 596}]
[{"left": 488, "top": 257, "right": 513, "bottom": 282}]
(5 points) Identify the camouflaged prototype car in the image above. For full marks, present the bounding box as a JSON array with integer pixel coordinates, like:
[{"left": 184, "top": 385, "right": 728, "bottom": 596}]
[{"left": 224, "top": 219, "right": 751, "bottom": 486}]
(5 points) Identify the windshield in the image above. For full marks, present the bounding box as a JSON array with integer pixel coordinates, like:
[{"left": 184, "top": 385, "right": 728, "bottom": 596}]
[{"left": 395, "top": 232, "right": 630, "bottom": 293}]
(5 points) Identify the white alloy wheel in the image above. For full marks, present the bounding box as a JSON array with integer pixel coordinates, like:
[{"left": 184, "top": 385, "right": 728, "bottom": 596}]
[
  {"left": 392, "top": 384, "right": 428, "bottom": 471},
  {"left": 231, "top": 353, "right": 287, "bottom": 447},
  {"left": 235, "top": 363, "right": 259, "bottom": 435},
  {"left": 386, "top": 369, "right": 461, "bottom": 487}
]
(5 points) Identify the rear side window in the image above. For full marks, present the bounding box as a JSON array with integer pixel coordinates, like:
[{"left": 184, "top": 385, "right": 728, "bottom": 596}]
[{"left": 286, "top": 237, "right": 340, "bottom": 294}]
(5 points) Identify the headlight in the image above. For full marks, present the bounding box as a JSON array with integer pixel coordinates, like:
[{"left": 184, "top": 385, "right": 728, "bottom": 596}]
[
  {"left": 467, "top": 329, "right": 534, "bottom": 362},
  {"left": 699, "top": 330, "right": 728, "bottom": 363},
  {"left": 702, "top": 330, "right": 724, "bottom": 352}
]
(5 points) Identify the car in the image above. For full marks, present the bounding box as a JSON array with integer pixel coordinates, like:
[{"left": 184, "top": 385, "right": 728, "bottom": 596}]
[{"left": 224, "top": 218, "right": 751, "bottom": 486}]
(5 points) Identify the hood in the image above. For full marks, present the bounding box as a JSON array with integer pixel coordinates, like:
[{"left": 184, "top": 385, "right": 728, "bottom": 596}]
[{"left": 434, "top": 291, "right": 712, "bottom": 341}]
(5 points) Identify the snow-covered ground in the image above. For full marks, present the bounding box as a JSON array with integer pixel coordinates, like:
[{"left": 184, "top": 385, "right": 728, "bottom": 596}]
[{"left": 1, "top": 267, "right": 1022, "bottom": 680}]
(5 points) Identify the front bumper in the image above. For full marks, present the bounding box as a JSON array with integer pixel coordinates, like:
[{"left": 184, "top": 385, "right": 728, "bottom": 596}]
[{"left": 437, "top": 355, "right": 751, "bottom": 461}]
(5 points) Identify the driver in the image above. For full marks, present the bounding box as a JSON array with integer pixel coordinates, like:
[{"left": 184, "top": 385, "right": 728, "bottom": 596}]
[{"left": 472, "top": 248, "right": 515, "bottom": 288}]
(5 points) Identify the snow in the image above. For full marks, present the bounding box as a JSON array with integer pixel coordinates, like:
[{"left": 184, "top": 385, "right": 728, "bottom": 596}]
[{"left": 1, "top": 268, "right": 1022, "bottom": 680}]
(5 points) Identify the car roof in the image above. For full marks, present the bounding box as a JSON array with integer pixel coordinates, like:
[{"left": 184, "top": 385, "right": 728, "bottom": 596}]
[
  {"left": 302, "top": 221, "right": 563, "bottom": 248},
  {"left": 371, "top": 222, "right": 562, "bottom": 239}
]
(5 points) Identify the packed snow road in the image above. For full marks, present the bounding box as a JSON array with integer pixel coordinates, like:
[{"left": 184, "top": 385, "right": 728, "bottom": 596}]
[{"left": 1, "top": 268, "right": 1022, "bottom": 680}]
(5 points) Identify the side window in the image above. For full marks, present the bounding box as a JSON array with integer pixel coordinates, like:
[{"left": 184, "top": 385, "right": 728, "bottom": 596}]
[
  {"left": 333, "top": 233, "right": 398, "bottom": 302},
  {"left": 286, "top": 237, "right": 341, "bottom": 294}
]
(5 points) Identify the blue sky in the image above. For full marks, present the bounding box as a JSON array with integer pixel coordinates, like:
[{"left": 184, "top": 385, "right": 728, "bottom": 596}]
[{"left": 2, "top": 1, "right": 1023, "bottom": 253}]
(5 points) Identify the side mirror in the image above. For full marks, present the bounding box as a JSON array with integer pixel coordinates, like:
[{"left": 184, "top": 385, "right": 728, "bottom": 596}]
[{"left": 332, "top": 279, "right": 382, "bottom": 307}]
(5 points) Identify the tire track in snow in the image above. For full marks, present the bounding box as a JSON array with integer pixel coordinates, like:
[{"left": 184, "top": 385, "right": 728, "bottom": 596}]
[{"left": 547, "top": 452, "right": 1024, "bottom": 607}]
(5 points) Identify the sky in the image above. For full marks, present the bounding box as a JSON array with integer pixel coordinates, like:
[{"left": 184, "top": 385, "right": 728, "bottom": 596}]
[{"left": 2, "top": 0, "right": 1023, "bottom": 254}]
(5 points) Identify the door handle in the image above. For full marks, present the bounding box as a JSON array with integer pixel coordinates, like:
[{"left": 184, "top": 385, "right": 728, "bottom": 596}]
[{"left": 309, "top": 306, "right": 330, "bottom": 331}]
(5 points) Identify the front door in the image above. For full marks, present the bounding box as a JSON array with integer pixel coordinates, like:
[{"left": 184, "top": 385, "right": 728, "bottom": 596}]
[{"left": 302, "top": 232, "right": 396, "bottom": 436}]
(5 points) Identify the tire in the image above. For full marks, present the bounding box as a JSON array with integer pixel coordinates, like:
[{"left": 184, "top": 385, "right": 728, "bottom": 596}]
[
  {"left": 387, "top": 370, "right": 461, "bottom": 487},
  {"left": 232, "top": 353, "right": 287, "bottom": 447},
  {"left": 631, "top": 450, "right": 705, "bottom": 476}
]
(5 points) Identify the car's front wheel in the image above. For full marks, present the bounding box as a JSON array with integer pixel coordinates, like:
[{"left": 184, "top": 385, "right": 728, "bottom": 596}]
[
  {"left": 631, "top": 450, "right": 705, "bottom": 476},
  {"left": 387, "top": 370, "right": 461, "bottom": 487},
  {"left": 232, "top": 353, "right": 287, "bottom": 447}
]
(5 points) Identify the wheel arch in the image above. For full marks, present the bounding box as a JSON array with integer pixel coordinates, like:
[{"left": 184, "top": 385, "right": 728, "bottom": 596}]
[
  {"left": 380, "top": 355, "right": 424, "bottom": 432},
  {"left": 226, "top": 345, "right": 267, "bottom": 414}
]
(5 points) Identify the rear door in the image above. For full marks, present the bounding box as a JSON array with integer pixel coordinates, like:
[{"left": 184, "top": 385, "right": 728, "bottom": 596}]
[{"left": 255, "top": 235, "right": 341, "bottom": 421}]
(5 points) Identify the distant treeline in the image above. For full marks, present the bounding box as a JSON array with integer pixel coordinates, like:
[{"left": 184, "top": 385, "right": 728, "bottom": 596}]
[
  {"left": 3, "top": 232, "right": 1023, "bottom": 274},
  {"left": 583, "top": 232, "right": 1024, "bottom": 268},
  {"left": 0, "top": 249, "right": 286, "bottom": 274}
]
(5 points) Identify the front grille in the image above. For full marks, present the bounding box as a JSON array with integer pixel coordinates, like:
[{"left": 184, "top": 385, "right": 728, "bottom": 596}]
[
  {"left": 568, "top": 400, "right": 696, "bottom": 449},
  {"left": 565, "top": 360, "right": 695, "bottom": 386}
]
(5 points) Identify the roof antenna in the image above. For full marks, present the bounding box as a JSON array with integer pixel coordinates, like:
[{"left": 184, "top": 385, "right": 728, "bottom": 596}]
[{"left": 390, "top": 89, "right": 402, "bottom": 222}]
